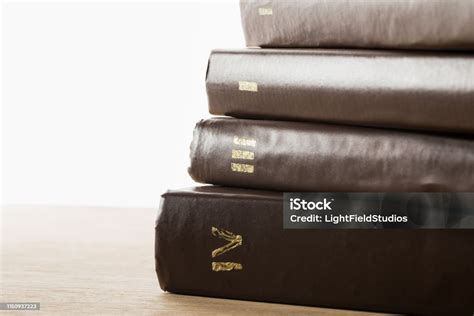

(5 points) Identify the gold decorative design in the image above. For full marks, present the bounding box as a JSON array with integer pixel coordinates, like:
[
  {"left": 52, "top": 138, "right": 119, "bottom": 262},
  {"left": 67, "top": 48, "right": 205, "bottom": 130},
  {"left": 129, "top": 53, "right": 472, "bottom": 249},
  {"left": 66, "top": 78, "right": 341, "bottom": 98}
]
[
  {"left": 231, "top": 149, "right": 255, "bottom": 160},
  {"left": 238, "top": 81, "right": 258, "bottom": 92},
  {"left": 212, "top": 262, "right": 243, "bottom": 272},
  {"left": 258, "top": 7, "right": 273, "bottom": 16},
  {"left": 231, "top": 163, "right": 254, "bottom": 174},
  {"left": 211, "top": 226, "right": 243, "bottom": 258},
  {"left": 233, "top": 136, "right": 256, "bottom": 147}
]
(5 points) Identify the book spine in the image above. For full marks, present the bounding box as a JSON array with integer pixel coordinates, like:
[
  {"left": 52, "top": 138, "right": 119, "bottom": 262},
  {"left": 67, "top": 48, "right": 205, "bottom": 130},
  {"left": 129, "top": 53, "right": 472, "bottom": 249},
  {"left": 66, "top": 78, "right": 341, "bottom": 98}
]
[
  {"left": 188, "top": 118, "right": 474, "bottom": 192},
  {"left": 206, "top": 49, "right": 474, "bottom": 134},
  {"left": 240, "top": 0, "right": 474, "bottom": 50},
  {"left": 155, "top": 188, "right": 474, "bottom": 314}
]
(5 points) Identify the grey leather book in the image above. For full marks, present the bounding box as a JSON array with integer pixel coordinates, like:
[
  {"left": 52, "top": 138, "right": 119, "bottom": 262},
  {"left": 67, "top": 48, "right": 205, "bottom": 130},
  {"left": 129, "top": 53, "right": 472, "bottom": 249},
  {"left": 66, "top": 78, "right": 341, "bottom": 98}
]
[
  {"left": 240, "top": 0, "right": 474, "bottom": 50},
  {"left": 206, "top": 49, "right": 474, "bottom": 134},
  {"left": 188, "top": 118, "right": 474, "bottom": 192}
]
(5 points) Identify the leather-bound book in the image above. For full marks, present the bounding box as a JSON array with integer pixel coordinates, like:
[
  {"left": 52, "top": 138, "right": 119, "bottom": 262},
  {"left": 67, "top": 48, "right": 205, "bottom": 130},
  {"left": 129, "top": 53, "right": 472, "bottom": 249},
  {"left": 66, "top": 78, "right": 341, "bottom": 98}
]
[
  {"left": 240, "top": 0, "right": 474, "bottom": 50},
  {"left": 206, "top": 49, "right": 474, "bottom": 134},
  {"left": 188, "top": 118, "right": 474, "bottom": 192},
  {"left": 155, "top": 186, "right": 474, "bottom": 315}
]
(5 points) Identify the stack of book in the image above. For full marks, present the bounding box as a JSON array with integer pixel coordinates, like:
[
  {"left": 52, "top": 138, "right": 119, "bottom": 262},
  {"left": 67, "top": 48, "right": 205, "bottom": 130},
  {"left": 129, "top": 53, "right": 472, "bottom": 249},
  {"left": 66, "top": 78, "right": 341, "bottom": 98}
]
[{"left": 156, "top": 1, "right": 474, "bottom": 314}]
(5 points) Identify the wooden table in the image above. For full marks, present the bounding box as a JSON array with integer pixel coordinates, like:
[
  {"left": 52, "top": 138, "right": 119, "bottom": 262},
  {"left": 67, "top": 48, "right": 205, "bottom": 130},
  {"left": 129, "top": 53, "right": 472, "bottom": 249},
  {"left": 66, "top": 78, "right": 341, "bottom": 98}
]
[{"left": 1, "top": 206, "right": 394, "bottom": 315}]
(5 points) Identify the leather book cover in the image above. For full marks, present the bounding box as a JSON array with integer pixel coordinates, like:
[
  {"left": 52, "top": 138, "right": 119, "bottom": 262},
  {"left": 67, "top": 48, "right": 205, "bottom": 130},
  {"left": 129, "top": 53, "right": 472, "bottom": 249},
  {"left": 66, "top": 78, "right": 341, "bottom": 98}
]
[
  {"left": 155, "top": 186, "right": 474, "bottom": 315},
  {"left": 240, "top": 0, "right": 474, "bottom": 50},
  {"left": 188, "top": 118, "right": 474, "bottom": 192},
  {"left": 206, "top": 49, "right": 474, "bottom": 134}
]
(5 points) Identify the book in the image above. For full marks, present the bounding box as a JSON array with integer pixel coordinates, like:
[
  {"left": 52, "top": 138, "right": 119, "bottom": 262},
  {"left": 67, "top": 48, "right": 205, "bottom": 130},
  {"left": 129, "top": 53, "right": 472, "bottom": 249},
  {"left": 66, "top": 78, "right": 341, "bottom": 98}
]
[
  {"left": 206, "top": 49, "right": 474, "bottom": 134},
  {"left": 240, "top": 0, "right": 474, "bottom": 50},
  {"left": 155, "top": 186, "right": 474, "bottom": 314},
  {"left": 188, "top": 118, "right": 474, "bottom": 192}
]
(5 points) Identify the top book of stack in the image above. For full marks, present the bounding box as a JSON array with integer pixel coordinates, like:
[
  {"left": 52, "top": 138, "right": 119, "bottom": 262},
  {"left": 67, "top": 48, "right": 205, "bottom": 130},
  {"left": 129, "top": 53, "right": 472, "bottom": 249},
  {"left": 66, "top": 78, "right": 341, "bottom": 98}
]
[{"left": 240, "top": 0, "right": 474, "bottom": 50}]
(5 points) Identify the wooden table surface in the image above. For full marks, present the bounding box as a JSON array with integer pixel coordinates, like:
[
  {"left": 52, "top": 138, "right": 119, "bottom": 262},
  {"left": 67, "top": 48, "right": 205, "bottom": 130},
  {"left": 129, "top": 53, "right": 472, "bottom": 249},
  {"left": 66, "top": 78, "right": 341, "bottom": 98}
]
[{"left": 1, "top": 206, "right": 394, "bottom": 315}]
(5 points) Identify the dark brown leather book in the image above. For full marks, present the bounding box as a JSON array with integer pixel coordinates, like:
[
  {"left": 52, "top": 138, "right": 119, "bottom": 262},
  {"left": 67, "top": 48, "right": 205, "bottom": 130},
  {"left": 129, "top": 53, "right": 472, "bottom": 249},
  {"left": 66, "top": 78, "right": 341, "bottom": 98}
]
[
  {"left": 188, "top": 118, "right": 474, "bottom": 192},
  {"left": 155, "top": 186, "right": 474, "bottom": 315},
  {"left": 206, "top": 49, "right": 474, "bottom": 134},
  {"left": 240, "top": 0, "right": 474, "bottom": 50}
]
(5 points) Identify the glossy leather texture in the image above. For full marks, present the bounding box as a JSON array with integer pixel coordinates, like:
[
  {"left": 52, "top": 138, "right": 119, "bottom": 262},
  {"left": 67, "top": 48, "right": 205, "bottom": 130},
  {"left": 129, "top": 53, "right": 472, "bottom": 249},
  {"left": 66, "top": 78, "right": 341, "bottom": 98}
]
[
  {"left": 206, "top": 49, "right": 474, "bottom": 134},
  {"left": 156, "top": 186, "right": 474, "bottom": 315},
  {"left": 240, "top": 0, "right": 474, "bottom": 50},
  {"left": 188, "top": 118, "right": 474, "bottom": 192}
]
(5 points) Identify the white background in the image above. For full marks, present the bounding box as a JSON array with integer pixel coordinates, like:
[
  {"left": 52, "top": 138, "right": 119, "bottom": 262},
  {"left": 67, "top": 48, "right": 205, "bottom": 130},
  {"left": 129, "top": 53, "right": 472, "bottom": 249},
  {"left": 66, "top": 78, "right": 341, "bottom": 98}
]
[{"left": 2, "top": 0, "right": 244, "bottom": 208}]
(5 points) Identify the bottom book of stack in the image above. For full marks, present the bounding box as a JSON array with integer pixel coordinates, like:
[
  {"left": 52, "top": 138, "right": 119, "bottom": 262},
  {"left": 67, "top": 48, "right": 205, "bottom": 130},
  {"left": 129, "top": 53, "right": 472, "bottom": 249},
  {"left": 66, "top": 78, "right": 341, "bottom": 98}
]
[{"left": 155, "top": 186, "right": 474, "bottom": 315}]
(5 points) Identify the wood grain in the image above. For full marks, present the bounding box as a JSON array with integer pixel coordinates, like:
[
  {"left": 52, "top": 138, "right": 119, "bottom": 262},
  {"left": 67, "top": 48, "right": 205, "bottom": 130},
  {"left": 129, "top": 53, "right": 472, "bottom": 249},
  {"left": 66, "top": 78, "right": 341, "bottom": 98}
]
[{"left": 1, "top": 206, "right": 395, "bottom": 315}]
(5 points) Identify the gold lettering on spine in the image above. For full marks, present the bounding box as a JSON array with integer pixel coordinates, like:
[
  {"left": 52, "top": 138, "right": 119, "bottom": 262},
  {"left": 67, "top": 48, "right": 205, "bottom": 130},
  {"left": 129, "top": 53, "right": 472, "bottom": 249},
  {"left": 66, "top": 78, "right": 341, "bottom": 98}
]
[
  {"left": 212, "top": 262, "right": 243, "bottom": 272},
  {"left": 211, "top": 227, "right": 243, "bottom": 272},
  {"left": 233, "top": 136, "right": 256, "bottom": 147},
  {"left": 211, "top": 227, "right": 243, "bottom": 257},
  {"left": 231, "top": 163, "right": 254, "bottom": 174},
  {"left": 258, "top": 7, "right": 273, "bottom": 16},
  {"left": 231, "top": 149, "right": 254, "bottom": 160},
  {"left": 238, "top": 81, "right": 258, "bottom": 92},
  {"left": 232, "top": 137, "right": 256, "bottom": 173}
]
